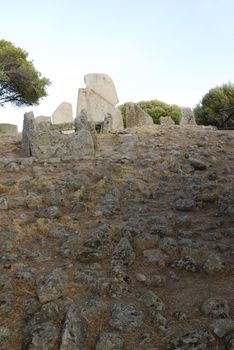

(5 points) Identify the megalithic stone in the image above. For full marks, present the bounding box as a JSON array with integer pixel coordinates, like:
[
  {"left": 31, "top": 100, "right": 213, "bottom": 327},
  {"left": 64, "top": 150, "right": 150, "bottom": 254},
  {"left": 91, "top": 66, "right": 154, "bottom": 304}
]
[{"left": 52, "top": 102, "right": 73, "bottom": 124}]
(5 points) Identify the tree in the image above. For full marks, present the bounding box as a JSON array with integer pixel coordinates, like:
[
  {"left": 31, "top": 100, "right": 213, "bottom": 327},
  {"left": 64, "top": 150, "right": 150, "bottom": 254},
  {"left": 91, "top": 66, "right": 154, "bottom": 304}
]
[
  {"left": 0, "top": 39, "right": 50, "bottom": 107},
  {"left": 194, "top": 83, "right": 234, "bottom": 127}
]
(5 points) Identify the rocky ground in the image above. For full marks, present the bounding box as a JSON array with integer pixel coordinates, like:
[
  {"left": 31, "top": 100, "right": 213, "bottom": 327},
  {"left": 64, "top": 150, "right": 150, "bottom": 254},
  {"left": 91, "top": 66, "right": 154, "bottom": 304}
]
[{"left": 0, "top": 124, "right": 233, "bottom": 350}]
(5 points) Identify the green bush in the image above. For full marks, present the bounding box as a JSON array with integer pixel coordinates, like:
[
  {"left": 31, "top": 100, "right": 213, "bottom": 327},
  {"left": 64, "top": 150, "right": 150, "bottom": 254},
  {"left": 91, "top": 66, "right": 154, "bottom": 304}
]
[
  {"left": 138, "top": 100, "right": 180, "bottom": 124},
  {"left": 119, "top": 100, "right": 181, "bottom": 126},
  {"left": 194, "top": 83, "right": 234, "bottom": 127}
]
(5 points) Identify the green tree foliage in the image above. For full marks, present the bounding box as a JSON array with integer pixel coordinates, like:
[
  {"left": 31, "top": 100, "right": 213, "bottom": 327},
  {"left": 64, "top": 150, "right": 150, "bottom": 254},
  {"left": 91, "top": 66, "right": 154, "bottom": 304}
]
[
  {"left": 0, "top": 40, "right": 50, "bottom": 107},
  {"left": 194, "top": 83, "right": 234, "bottom": 126},
  {"left": 138, "top": 100, "right": 181, "bottom": 124}
]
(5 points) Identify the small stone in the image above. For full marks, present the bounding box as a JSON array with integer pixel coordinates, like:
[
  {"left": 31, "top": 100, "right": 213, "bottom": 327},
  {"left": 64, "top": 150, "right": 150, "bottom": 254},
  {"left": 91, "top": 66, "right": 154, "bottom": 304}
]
[
  {"left": 202, "top": 254, "right": 225, "bottom": 274},
  {"left": 201, "top": 297, "right": 229, "bottom": 318},
  {"left": 173, "top": 199, "right": 196, "bottom": 211},
  {"left": 143, "top": 249, "right": 169, "bottom": 264},
  {"left": 190, "top": 158, "right": 207, "bottom": 170},
  {"left": 0, "top": 292, "right": 13, "bottom": 315},
  {"left": 172, "top": 311, "right": 187, "bottom": 320},
  {"left": 168, "top": 329, "right": 215, "bottom": 349},
  {"left": 169, "top": 256, "right": 199, "bottom": 272},
  {"left": 112, "top": 238, "right": 135, "bottom": 266},
  {"left": 0, "top": 326, "right": 10, "bottom": 341},
  {"left": 37, "top": 268, "right": 67, "bottom": 303},
  {"left": 95, "top": 332, "right": 124, "bottom": 350},
  {"left": 146, "top": 274, "right": 166, "bottom": 288},
  {"left": 109, "top": 303, "right": 144, "bottom": 332},
  {"left": 0, "top": 197, "right": 8, "bottom": 210},
  {"left": 37, "top": 206, "right": 60, "bottom": 219},
  {"left": 134, "top": 272, "right": 147, "bottom": 282},
  {"left": 140, "top": 291, "right": 165, "bottom": 311},
  {"left": 150, "top": 311, "right": 168, "bottom": 332},
  {"left": 210, "top": 318, "right": 234, "bottom": 338},
  {"left": 23, "top": 321, "right": 59, "bottom": 350},
  {"left": 159, "top": 237, "right": 178, "bottom": 256}
]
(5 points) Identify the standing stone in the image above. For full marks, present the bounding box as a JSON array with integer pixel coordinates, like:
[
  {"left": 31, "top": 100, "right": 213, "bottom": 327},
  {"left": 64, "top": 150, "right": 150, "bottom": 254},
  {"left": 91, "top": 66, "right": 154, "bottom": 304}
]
[
  {"left": 124, "top": 102, "right": 154, "bottom": 128},
  {"left": 76, "top": 74, "right": 123, "bottom": 130},
  {"left": 0, "top": 124, "right": 18, "bottom": 135},
  {"left": 85, "top": 73, "right": 119, "bottom": 106},
  {"left": 75, "top": 109, "right": 97, "bottom": 147},
  {"left": 180, "top": 107, "right": 196, "bottom": 125},
  {"left": 22, "top": 111, "right": 36, "bottom": 156},
  {"left": 52, "top": 102, "right": 73, "bottom": 124},
  {"left": 159, "top": 116, "right": 175, "bottom": 126}
]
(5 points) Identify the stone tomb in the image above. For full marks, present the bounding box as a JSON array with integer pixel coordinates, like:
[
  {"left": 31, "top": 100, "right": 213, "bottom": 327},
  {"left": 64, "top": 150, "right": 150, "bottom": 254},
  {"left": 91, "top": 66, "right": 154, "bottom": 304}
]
[
  {"left": 22, "top": 111, "right": 94, "bottom": 160},
  {"left": 76, "top": 74, "right": 123, "bottom": 131},
  {"left": 0, "top": 123, "right": 18, "bottom": 135}
]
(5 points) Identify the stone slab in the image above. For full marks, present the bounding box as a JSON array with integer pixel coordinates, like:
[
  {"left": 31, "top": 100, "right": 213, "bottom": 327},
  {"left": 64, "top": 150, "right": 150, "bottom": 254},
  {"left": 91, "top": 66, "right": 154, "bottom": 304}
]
[
  {"left": 85, "top": 73, "right": 118, "bottom": 106},
  {"left": 76, "top": 88, "right": 123, "bottom": 129},
  {"left": 124, "top": 102, "right": 153, "bottom": 128},
  {"left": 52, "top": 102, "right": 73, "bottom": 124}
]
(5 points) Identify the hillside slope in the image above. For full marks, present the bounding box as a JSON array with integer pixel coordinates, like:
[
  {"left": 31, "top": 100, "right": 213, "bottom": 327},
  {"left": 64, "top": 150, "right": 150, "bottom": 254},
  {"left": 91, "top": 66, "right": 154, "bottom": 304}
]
[{"left": 0, "top": 125, "right": 233, "bottom": 349}]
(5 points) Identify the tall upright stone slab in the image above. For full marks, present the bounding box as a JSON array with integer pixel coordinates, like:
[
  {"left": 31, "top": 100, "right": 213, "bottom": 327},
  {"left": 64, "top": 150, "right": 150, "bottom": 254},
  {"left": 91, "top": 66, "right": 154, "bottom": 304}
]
[
  {"left": 52, "top": 102, "right": 73, "bottom": 125},
  {"left": 124, "top": 102, "right": 154, "bottom": 128},
  {"left": 160, "top": 116, "right": 175, "bottom": 126},
  {"left": 85, "top": 73, "right": 119, "bottom": 106},
  {"left": 76, "top": 74, "right": 123, "bottom": 130},
  {"left": 180, "top": 108, "right": 196, "bottom": 126},
  {"left": 22, "top": 111, "right": 36, "bottom": 156}
]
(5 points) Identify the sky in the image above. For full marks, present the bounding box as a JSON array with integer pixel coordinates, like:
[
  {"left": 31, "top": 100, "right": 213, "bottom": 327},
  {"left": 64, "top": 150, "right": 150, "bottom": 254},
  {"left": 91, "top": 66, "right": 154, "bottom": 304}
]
[{"left": 0, "top": 0, "right": 234, "bottom": 130}]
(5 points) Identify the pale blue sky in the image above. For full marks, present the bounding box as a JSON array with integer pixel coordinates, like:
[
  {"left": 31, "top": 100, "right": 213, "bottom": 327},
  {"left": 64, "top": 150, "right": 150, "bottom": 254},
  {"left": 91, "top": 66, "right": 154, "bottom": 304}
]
[{"left": 1, "top": 0, "right": 234, "bottom": 129}]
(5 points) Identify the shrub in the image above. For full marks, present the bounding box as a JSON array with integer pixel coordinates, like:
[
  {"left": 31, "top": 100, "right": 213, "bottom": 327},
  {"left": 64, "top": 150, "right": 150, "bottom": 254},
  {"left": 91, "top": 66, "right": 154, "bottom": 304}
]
[{"left": 194, "top": 83, "right": 234, "bottom": 127}]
